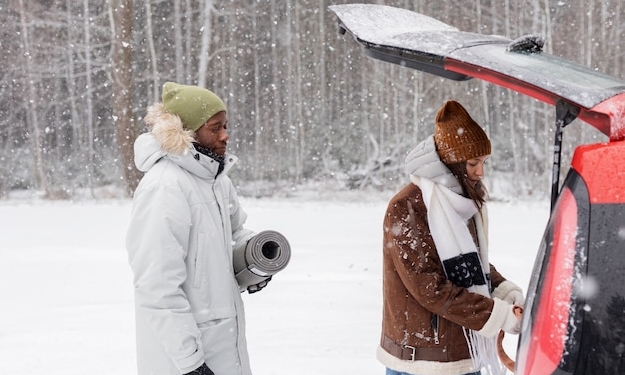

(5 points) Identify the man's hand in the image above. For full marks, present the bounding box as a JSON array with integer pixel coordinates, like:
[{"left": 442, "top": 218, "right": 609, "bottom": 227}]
[
  {"left": 185, "top": 363, "right": 214, "bottom": 375},
  {"left": 248, "top": 276, "right": 272, "bottom": 293}
]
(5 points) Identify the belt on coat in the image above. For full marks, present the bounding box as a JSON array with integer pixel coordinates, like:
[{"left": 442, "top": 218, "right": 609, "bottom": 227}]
[{"left": 381, "top": 335, "right": 449, "bottom": 362}]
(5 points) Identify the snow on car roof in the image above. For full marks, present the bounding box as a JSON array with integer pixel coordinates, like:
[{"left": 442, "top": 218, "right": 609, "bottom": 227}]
[{"left": 330, "top": 3, "right": 625, "bottom": 140}]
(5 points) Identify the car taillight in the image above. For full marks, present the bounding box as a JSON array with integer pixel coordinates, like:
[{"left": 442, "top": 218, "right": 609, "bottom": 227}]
[{"left": 517, "top": 187, "right": 578, "bottom": 375}]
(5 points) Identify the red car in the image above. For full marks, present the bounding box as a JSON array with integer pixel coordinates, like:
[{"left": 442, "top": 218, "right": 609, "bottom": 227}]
[{"left": 331, "top": 4, "right": 625, "bottom": 374}]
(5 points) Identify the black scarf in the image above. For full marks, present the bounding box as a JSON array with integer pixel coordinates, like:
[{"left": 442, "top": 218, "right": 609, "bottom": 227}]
[{"left": 193, "top": 143, "right": 225, "bottom": 176}]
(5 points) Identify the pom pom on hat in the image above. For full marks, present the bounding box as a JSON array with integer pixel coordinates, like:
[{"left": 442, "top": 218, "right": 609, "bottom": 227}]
[
  {"left": 161, "top": 82, "right": 226, "bottom": 131},
  {"left": 433, "top": 100, "right": 491, "bottom": 164}
]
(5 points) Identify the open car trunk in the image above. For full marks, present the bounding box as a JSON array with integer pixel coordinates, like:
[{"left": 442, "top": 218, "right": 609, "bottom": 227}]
[{"left": 331, "top": 4, "right": 625, "bottom": 374}]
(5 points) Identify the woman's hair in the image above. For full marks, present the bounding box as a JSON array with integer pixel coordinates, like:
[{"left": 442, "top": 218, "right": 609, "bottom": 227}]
[{"left": 446, "top": 162, "right": 487, "bottom": 208}]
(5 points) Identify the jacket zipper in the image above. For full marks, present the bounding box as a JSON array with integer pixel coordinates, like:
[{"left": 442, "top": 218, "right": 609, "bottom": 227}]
[{"left": 431, "top": 314, "right": 440, "bottom": 344}]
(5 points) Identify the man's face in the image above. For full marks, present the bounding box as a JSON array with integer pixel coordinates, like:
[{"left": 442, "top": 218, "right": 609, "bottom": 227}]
[{"left": 195, "top": 111, "right": 229, "bottom": 155}]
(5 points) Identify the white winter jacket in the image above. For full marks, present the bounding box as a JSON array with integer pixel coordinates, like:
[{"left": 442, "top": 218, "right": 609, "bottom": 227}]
[{"left": 126, "top": 104, "right": 255, "bottom": 375}]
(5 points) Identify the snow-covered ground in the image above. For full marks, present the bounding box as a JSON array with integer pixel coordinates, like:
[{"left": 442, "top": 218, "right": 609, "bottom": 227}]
[{"left": 0, "top": 193, "right": 549, "bottom": 375}]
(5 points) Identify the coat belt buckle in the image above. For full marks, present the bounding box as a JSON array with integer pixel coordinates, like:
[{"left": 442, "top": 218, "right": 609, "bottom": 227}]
[{"left": 404, "top": 345, "right": 416, "bottom": 361}]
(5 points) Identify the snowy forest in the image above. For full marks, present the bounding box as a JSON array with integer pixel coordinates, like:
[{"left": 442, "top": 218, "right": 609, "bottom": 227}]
[{"left": 2, "top": 0, "right": 624, "bottom": 200}]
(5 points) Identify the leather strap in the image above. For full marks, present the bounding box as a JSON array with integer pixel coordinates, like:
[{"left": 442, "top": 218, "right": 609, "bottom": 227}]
[{"left": 381, "top": 335, "right": 449, "bottom": 362}]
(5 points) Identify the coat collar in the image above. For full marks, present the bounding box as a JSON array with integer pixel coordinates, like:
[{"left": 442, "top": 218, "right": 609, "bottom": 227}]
[{"left": 404, "top": 135, "right": 463, "bottom": 194}]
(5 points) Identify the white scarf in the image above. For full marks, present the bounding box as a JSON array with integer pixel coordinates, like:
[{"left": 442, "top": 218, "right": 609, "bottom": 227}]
[{"left": 412, "top": 174, "right": 506, "bottom": 375}]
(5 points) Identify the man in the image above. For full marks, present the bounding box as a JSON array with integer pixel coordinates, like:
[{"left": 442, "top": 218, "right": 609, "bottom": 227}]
[{"left": 126, "top": 82, "right": 261, "bottom": 375}]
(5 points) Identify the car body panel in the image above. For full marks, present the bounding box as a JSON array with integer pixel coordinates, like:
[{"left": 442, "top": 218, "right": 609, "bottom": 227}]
[
  {"left": 571, "top": 141, "right": 625, "bottom": 204},
  {"left": 329, "top": 4, "right": 625, "bottom": 141},
  {"left": 518, "top": 161, "right": 625, "bottom": 374}
]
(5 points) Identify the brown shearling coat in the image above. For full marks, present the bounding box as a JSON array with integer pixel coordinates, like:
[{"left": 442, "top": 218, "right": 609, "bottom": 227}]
[{"left": 380, "top": 182, "right": 506, "bottom": 363}]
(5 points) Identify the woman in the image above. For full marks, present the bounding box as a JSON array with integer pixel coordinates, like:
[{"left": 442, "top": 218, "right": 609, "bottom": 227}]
[{"left": 377, "top": 100, "right": 524, "bottom": 375}]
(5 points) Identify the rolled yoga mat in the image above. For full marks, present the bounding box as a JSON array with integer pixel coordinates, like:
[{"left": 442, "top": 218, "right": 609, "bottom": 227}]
[{"left": 233, "top": 230, "right": 291, "bottom": 291}]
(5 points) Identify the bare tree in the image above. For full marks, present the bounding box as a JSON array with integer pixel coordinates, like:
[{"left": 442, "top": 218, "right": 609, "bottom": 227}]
[
  {"left": 110, "top": 0, "right": 141, "bottom": 195},
  {"left": 173, "top": 0, "right": 184, "bottom": 83},
  {"left": 144, "top": 0, "right": 160, "bottom": 102},
  {"left": 18, "top": 0, "right": 47, "bottom": 194},
  {"left": 198, "top": 0, "right": 215, "bottom": 87},
  {"left": 82, "top": 0, "right": 96, "bottom": 195},
  {"left": 4, "top": 0, "right": 625, "bottom": 198}
]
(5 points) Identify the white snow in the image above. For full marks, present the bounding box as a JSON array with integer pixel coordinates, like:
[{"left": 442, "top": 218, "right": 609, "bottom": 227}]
[
  {"left": 329, "top": 4, "right": 457, "bottom": 43},
  {"left": 0, "top": 193, "right": 548, "bottom": 374}
]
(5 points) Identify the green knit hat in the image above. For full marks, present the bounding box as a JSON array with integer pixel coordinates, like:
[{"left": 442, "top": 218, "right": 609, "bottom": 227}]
[{"left": 161, "top": 82, "right": 226, "bottom": 131}]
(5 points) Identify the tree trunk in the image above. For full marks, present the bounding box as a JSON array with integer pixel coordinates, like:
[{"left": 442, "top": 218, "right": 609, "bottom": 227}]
[
  {"left": 198, "top": 0, "right": 214, "bottom": 87},
  {"left": 270, "top": 0, "right": 284, "bottom": 180},
  {"left": 18, "top": 0, "right": 48, "bottom": 194},
  {"left": 293, "top": 0, "right": 305, "bottom": 181},
  {"left": 173, "top": 0, "right": 184, "bottom": 83},
  {"left": 145, "top": 0, "right": 160, "bottom": 102},
  {"left": 285, "top": 0, "right": 298, "bottom": 181},
  {"left": 111, "top": 0, "right": 141, "bottom": 195},
  {"left": 65, "top": 0, "right": 81, "bottom": 156},
  {"left": 615, "top": 1, "right": 622, "bottom": 78},
  {"left": 83, "top": 0, "right": 95, "bottom": 196},
  {"left": 252, "top": 4, "right": 262, "bottom": 181},
  {"left": 184, "top": 0, "right": 193, "bottom": 83}
]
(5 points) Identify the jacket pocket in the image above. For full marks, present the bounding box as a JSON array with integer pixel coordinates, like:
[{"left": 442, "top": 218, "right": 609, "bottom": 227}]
[
  {"left": 193, "top": 232, "right": 207, "bottom": 288},
  {"left": 431, "top": 314, "right": 440, "bottom": 344},
  {"left": 197, "top": 317, "right": 241, "bottom": 372}
]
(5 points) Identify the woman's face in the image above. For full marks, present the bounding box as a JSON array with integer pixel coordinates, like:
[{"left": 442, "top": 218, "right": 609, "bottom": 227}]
[{"left": 465, "top": 155, "right": 489, "bottom": 187}]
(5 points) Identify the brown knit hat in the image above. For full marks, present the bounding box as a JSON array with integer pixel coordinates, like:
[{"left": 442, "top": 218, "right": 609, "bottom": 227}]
[{"left": 433, "top": 100, "right": 491, "bottom": 164}]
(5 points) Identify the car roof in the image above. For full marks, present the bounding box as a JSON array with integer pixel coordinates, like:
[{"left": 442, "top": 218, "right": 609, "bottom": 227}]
[{"left": 330, "top": 4, "right": 625, "bottom": 141}]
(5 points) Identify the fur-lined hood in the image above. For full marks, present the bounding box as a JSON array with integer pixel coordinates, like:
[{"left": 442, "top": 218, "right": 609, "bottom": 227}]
[
  {"left": 144, "top": 102, "right": 196, "bottom": 155},
  {"left": 133, "top": 103, "right": 237, "bottom": 178}
]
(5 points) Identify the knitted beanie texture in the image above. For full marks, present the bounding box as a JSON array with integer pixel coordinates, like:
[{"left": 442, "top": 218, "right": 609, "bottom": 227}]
[
  {"left": 162, "top": 82, "right": 226, "bottom": 131},
  {"left": 433, "top": 100, "right": 491, "bottom": 164}
]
